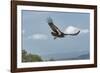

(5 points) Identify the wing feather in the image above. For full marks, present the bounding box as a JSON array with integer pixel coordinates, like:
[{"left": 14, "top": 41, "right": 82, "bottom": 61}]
[
  {"left": 65, "top": 30, "right": 80, "bottom": 36},
  {"left": 47, "top": 17, "right": 62, "bottom": 35}
]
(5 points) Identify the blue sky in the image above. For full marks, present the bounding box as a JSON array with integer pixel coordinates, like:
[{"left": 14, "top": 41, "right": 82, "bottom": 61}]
[{"left": 21, "top": 10, "right": 90, "bottom": 60}]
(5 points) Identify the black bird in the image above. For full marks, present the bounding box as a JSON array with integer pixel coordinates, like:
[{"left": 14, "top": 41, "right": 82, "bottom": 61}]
[{"left": 47, "top": 17, "right": 80, "bottom": 39}]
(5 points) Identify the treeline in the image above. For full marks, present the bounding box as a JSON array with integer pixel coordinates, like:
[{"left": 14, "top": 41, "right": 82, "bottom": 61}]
[{"left": 22, "top": 49, "right": 43, "bottom": 62}]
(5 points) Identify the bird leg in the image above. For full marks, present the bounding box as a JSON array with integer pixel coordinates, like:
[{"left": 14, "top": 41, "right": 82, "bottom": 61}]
[{"left": 54, "top": 37, "right": 57, "bottom": 40}]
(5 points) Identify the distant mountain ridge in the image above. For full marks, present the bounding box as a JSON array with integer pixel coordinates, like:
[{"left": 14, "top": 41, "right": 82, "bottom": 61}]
[
  {"left": 41, "top": 52, "right": 89, "bottom": 61},
  {"left": 78, "top": 53, "right": 90, "bottom": 59}
]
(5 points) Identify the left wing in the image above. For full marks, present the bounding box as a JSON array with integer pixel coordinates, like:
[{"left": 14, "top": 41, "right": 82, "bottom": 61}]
[{"left": 47, "top": 17, "right": 62, "bottom": 35}]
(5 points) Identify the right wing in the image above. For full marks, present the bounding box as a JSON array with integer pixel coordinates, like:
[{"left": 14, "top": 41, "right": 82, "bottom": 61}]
[
  {"left": 66, "top": 30, "right": 80, "bottom": 36},
  {"left": 47, "top": 17, "right": 62, "bottom": 35}
]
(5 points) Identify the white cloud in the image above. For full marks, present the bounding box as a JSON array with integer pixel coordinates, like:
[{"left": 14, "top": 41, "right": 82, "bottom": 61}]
[
  {"left": 64, "top": 26, "right": 89, "bottom": 34},
  {"left": 22, "top": 30, "right": 25, "bottom": 34},
  {"left": 81, "top": 29, "right": 89, "bottom": 33},
  {"left": 28, "top": 34, "right": 48, "bottom": 40},
  {"left": 64, "top": 26, "right": 80, "bottom": 34}
]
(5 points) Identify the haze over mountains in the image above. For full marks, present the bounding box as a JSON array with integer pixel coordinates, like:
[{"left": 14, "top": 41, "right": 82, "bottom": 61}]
[{"left": 41, "top": 51, "right": 89, "bottom": 61}]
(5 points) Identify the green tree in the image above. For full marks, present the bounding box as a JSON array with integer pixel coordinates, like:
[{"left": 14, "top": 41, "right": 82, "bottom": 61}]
[
  {"left": 49, "top": 58, "right": 55, "bottom": 61},
  {"left": 22, "top": 49, "right": 28, "bottom": 62},
  {"left": 22, "top": 49, "right": 43, "bottom": 62}
]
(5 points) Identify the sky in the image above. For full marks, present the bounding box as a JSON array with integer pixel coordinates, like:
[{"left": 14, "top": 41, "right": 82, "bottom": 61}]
[{"left": 21, "top": 10, "right": 90, "bottom": 60}]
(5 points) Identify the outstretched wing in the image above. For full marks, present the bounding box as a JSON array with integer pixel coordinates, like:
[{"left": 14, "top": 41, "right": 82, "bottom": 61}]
[
  {"left": 47, "top": 17, "right": 62, "bottom": 35},
  {"left": 65, "top": 30, "right": 80, "bottom": 36}
]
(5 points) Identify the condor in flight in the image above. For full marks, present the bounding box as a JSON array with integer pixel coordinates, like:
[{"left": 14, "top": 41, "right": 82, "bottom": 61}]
[{"left": 47, "top": 17, "right": 80, "bottom": 39}]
